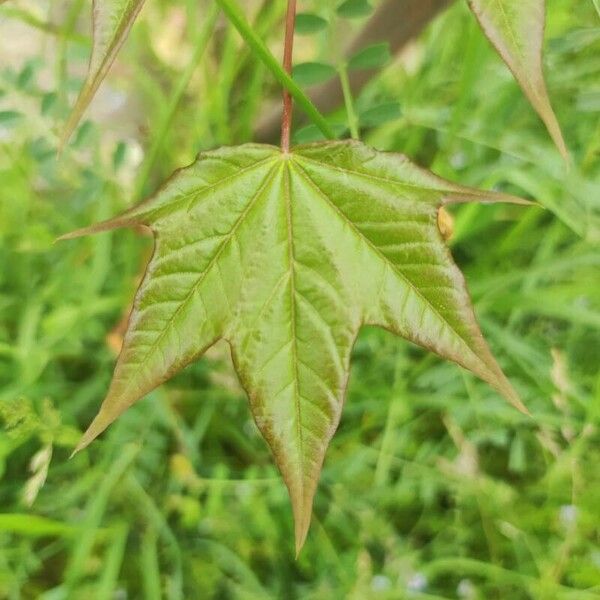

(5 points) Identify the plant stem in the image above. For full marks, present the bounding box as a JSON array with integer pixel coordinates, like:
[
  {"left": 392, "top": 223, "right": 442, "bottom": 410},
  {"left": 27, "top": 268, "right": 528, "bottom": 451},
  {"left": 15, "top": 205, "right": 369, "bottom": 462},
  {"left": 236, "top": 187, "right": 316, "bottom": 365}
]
[
  {"left": 338, "top": 63, "right": 359, "bottom": 140},
  {"left": 280, "top": 0, "right": 296, "bottom": 152},
  {"left": 216, "top": 0, "right": 334, "bottom": 141}
]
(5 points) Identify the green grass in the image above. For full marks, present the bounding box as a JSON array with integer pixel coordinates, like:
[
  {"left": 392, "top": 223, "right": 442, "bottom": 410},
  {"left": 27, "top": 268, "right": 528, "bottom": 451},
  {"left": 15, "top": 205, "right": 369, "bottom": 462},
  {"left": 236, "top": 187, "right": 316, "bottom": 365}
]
[{"left": 0, "top": 0, "right": 599, "bottom": 598}]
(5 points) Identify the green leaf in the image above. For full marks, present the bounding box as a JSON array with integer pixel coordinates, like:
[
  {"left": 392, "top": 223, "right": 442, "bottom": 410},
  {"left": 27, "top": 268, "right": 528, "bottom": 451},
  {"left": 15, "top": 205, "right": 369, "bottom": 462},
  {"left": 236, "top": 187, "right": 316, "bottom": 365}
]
[
  {"left": 0, "top": 110, "right": 22, "bottom": 125},
  {"left": 61, "top": 0, "right": 146, "bottom": 147},
  {"left": 62, "top": 141, "right": 528, "bottom": 553},
  {"left": 295, "top": 13, "right": 328, "bottom": 35},
  {"left": 293, "top": 62, "right": 338, "bottom": 87},
  {"left": 468, "top": 0, "right": 568, "bottom": 159},
  {"left": 348, "top": 43, "right": 392, "bottom": 71},
  {"left": 336, "top": 0, "right": 373, "bottom": 19},
  {"left": 359, "top": 102, "right": 402, "bottom": 127}
]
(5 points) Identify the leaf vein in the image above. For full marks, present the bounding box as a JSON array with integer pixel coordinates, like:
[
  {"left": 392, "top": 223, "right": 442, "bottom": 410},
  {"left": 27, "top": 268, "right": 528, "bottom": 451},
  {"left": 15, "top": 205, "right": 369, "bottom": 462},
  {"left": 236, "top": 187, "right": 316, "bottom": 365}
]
[
  {"left": 292, "top": 162, "right": 483, "bottom": 367},
  {"left": 118, "top": 164, "right": 279, "bottom": 390}
]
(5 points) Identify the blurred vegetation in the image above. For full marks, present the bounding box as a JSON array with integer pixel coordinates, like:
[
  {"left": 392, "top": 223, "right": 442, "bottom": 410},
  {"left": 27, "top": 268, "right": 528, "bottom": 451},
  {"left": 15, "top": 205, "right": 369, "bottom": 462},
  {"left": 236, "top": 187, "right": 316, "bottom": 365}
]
[{"left": 0, "top": 0, "right": 599, "bottom": 598}]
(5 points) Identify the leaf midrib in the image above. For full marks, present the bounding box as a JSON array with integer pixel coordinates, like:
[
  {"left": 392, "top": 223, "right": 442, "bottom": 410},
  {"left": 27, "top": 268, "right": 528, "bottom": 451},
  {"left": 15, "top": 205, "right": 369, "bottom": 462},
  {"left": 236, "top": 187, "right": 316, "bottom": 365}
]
[
  {"left": 295, "top": 153, "right": 478, "bottom": 201},
  {"left": 92, "top": 0, "right": 142, "bottom": 81},
  {"left": 283, "top": 161, "right": 306, "bottom": 509}
]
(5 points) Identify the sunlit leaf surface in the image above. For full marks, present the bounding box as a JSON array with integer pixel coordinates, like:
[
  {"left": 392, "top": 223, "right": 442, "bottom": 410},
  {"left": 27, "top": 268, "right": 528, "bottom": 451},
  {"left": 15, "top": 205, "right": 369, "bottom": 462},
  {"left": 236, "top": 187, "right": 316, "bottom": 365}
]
[{"left": 62, "top": 141, "right": 528, "bottom": 552}]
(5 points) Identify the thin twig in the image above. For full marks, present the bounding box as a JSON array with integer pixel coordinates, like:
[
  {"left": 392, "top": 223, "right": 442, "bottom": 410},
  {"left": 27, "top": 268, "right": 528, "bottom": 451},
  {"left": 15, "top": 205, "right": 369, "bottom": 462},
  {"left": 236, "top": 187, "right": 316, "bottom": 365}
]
[{"left": 280, "top": 0, "right": 297, "bottom": 153}]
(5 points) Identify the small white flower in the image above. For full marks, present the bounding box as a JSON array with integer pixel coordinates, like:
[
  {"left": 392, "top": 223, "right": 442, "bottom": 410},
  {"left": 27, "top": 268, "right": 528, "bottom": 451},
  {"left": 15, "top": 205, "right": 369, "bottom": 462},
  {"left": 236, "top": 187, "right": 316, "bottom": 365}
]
[
  {"left": 450, "top": 152, "right": 467, "bottom": 170},
  {"left": 370, "top": 575, "right": 391, "bottom": 592},
  {"left": 559, "top": 504, "right": 578, "bottom": 529},
  {"left": 0, "top": 125, "right": 12, "bottom": 142},
  {"left": 458, "top": 578, "right": 476, "bottom": 599},
  {"left": 407, "top": 573, "right": 427, "bottom": 592}
]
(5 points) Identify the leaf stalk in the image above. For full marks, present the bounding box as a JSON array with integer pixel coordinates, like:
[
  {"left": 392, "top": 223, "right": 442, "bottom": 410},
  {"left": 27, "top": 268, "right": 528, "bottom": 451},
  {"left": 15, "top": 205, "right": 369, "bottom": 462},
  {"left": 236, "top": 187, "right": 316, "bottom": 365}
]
[
  {"left": 215, "top": 0, "right": 334, "bottom": 141},
  {"left": 280, "top": 0, "right": 297, "bottom": 153},
  {"left": 338, "top": 63, "right": 359, "bottom": 140}
]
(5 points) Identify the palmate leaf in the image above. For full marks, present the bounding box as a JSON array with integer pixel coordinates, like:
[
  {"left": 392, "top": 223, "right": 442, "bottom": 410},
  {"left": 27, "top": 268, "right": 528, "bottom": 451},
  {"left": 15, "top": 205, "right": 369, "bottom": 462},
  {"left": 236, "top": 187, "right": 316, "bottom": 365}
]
[
  {"left": 61, "top": 0, "right": 146, "bottom": 146},
  {"left": 62, "top": 141, "right": 529, "bottom": 553},
  {"left": 468, "top": 0, "right": 568, "bottom": 159}
]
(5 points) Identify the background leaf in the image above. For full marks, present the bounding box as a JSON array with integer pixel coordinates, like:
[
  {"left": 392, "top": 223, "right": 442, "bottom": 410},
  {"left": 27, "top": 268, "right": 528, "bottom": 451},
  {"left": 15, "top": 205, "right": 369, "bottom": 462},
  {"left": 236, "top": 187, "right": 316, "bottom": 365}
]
[
  {"left": 359, "top": 101, "right": 402, "bottom": 126},
  {"left": 293, "top": 62, "right": 338, "bottom": 86},
  {"left": 62, "top": 0, "right": 146, "bottom": 146},
  {"left": 468, "top": 0, "right": 568, "bottom": 159},
  {"left": 337, "top": 0, "right": 373, "bottom": 19},
  {"left": 348, "top": 42, "right": 392, "bottom": 71},
  {"left": 295, "top": 13, "right": 329, "bottom": 35}
]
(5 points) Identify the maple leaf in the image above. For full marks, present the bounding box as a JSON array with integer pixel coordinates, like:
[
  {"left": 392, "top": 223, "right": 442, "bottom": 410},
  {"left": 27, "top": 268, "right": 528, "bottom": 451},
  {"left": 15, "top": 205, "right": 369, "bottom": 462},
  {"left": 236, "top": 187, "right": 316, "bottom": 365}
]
[
  {"left": 468, "top": 0, "right": 568, "bottom": 159},
  {"left": 61, "top": 0, "right": 146, "bottom": 145},
  {"left": 62, "top": 141, "right": 529, "bottom": 553}
]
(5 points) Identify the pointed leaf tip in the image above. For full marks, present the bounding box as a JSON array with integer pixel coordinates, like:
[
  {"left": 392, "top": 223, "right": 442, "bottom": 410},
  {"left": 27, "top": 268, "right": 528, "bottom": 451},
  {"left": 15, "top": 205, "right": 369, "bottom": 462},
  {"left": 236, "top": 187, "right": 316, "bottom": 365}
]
[
  {"left": 58, "top": 212, "right": 143, "bottom": 241},
  {"left": 442, "top": 189, "right": 534, "bottom": 207},
  {"left": 468, "top": 0, "right": 568, "bottom": 160},
  {"left": 499, "top": 379, "right": 530, "bottom": 417},
  {"left": 294, "top": 506, "right": 311, "bottom": 557},
  {"left": 62, "top": 0, "right": 146, "bottom": 145},
  {"left": 72, "top": 410, "right": 116, "bottom": 455},
  {"left": 289, "top": 486, "right": 316, "bottom": 556}
]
